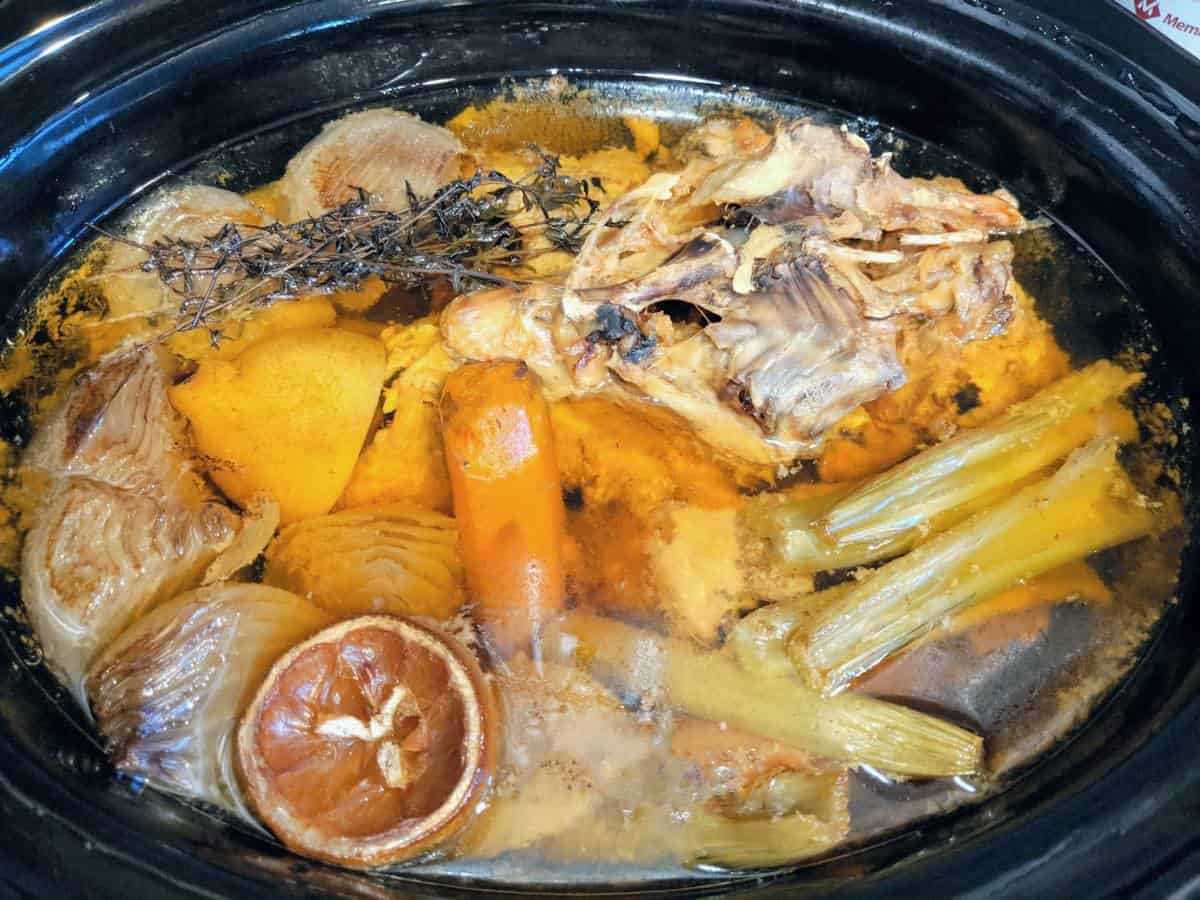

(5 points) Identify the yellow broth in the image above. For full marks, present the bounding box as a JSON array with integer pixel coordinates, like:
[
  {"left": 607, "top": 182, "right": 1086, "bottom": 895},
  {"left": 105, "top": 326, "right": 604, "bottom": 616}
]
[{"left": 0, "top": 86, "right": 1185, "bottom": 882}]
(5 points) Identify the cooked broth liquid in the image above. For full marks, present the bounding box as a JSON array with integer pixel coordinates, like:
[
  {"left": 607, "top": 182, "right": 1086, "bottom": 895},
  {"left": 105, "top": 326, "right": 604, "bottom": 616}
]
[{"left": 0, "top": 81, "right": 1186, "bottom": 887}]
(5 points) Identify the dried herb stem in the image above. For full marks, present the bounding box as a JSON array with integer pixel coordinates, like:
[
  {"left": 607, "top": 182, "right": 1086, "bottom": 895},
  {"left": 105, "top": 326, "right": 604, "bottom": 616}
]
[{"left": 92, "top": 152, "right": 602, "bottom": 342}]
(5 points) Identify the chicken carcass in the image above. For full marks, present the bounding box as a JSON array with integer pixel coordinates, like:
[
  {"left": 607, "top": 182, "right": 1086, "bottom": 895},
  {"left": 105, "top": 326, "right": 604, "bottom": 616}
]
[
  {"left": 690, "top": 119, "right": 1024, "bottom": 239},
  {"left": 705, "top": 258, "right": 905, "bottom": 440},
  {"left": 443, "top": 118, "right": 1027, "bottom": 465},
  {"left": 21, "top": 347, "right": 255, "bottom": 693}
]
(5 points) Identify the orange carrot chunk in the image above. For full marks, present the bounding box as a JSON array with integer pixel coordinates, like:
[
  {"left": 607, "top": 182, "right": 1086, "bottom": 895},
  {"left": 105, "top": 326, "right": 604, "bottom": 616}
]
[{"left": 441, "top": 361, "right": 566, "bottom": 658}]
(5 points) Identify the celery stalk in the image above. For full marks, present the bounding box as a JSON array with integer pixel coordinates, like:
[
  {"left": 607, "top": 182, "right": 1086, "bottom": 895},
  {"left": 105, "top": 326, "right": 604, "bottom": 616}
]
[
  {"left": 684, "top": 807, "right": 845, "bottom": 868},
  {"left": 766, "top": 472, "right": 1044, "bottom": 573},
  {"left": 686, "top": 770, "right": 850, "bottom": 868},
  {"left": 822, "top": 363, "right": 1140, "bottom": 547},
  {"left": 800, "top": 438, "right": 1161, "bottom": 695},
  {"left": 727, "top": 584, "right": 852, "bottom": 677},
  {"left": 564, "top": 611, "right": 983, "bottom": 777},
  {"left": 742, "top": 484, "right": 857, "bottom": 570},
  {"left": 748, "top": 363, "right": 1141, "bottom": 573}
]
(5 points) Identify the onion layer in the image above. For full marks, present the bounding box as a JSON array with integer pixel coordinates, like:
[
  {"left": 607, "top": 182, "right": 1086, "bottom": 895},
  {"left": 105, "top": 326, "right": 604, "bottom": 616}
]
[
  {"left": 264, "top": 504, "right": 465, "bottom": 621},
  {"left": 86, "top": 583, "right": 332, "bottom": 818}
]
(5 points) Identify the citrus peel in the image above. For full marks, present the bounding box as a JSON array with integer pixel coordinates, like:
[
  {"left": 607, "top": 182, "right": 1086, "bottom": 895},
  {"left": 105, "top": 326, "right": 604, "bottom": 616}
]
[{"left": 236, "top": 615, "right": 496, "bottom": 868}]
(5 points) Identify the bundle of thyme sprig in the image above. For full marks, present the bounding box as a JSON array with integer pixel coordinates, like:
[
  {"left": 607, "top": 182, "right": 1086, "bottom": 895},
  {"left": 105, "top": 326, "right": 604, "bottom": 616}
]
[{"left": 93, "top": 152, "right": 602, "bottom": 343}]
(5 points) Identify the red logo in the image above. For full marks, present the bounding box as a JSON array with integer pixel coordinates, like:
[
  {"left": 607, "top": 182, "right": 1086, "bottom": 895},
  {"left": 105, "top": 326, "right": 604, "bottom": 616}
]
[{"left": 1135, "top": 0, "right": 1161, "bottom": 20}]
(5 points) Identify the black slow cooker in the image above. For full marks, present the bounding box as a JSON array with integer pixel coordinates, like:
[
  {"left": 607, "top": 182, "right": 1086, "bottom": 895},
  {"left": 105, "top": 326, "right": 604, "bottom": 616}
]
[{"left": 0, "top": 1, "right": 1198, "bottom": 896}]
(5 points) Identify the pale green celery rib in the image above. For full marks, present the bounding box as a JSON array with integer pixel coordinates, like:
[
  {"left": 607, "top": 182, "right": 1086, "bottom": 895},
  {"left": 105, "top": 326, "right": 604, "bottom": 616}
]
[
  {"left": 774, "top": 474, "right": 1035, "bottom": 573},
  {"left": 727, "top": 583, "right": 853, "bottom": 678},
  {"left": 686, "top": 770, "right": 848, "bottom": 868},
  {"left": 741, "top": 485, "right": 857, "bottom": 572},
  {"left": 801, "top": 438, "right": 1158, "bottom": 696},
  {"left": 820, "top": 361, "right": 1141, "bottom": 549},
  {"left": 564, "top": 611, "right": 983, "bottom": 778},
  {"left": 684, "top": 807, "right": 845, "bottom": 869}
]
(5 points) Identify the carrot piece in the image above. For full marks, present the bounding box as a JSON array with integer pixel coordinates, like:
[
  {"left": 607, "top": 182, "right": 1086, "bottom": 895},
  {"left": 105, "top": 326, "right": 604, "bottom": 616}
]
[{"left": 441, "top": 361, "right": 566, "bottom": 657}]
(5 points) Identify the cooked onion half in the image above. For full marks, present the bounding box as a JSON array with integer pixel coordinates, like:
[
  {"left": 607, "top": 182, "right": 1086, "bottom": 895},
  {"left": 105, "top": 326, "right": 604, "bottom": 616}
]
[
  {"left": 263, "top": 504, "right": 465, "bottom": 620},
  {"left": 278, "top": 108, "right": 467, "bottom": 221},
  {"left": 87, "top": 584, "right": 333, "bottom": 818},
  {"left": 101, "top": 185, "right": 272, "bottom": 320}
]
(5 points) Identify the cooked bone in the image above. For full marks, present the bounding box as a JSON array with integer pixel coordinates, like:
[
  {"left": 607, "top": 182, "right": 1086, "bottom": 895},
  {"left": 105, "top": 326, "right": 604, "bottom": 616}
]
[
  {"left": 694, "top": 120, "right": 1024, "bottom": 238},
  {"left": 442, "top": 284, "right": 580, "bottom": 396},
  {"left": 575, "top": 232, "right": 739, "bottom": 313},
  {"left": 707, "top": 260, "right": 905, "bottom": 439},
  {"left": 607, "top": 336, "right": 807, "bottom": 464},
  {"left": 834, "top": 240, "right": 1017, "bottom": 338},
  {"left": 564, "top": 171, "right": 692, "bottom": 305}
]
